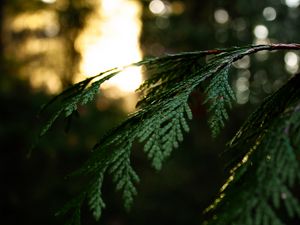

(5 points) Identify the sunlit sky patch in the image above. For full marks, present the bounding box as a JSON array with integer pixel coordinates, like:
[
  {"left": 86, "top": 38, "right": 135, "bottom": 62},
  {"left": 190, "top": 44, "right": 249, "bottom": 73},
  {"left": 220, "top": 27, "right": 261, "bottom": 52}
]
[
  {"left": 77, "top": 0, "right": 143, "bottom": 93},
  {"left": 40, "top": 0, "right": 56, "bottom": 4},
  {"left": 10, "top": 0, "right": 143, "bottom": 97}
]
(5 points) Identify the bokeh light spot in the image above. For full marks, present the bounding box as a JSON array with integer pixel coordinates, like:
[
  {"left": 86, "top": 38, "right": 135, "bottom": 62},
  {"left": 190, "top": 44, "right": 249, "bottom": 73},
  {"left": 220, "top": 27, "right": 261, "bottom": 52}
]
[
  {"left": 235, "top": 71, "right": 251, "bottom": 105},
  {"left": 214, "top": 9, "right": 229, "bottom": 24},
  {"left": 233, "top": 56, "right": 251, "bottom": 69},
  {"left": 255, "top": 50, "right": 269, "bottom": 61},
  {"left": 285, "top": 0, "right": 300, "bottom": 8},
  {"left": 155, "top": 17, "right": 170, "bottom": 29},
  {"left": 285, "top": 52, "right": 298, "bottom": 67},
  {"left": 171, "top": 1, "right": 185, "bottom": 15},
  {"left": 236, "top": 77, "right": 249, "bottom": 92},
  {"left": 253, "top": 25, "right": 268, "bottom": 39},
  {"left": 149, "top": 0, "right": 167, "bottom": 15},
  {"left": 284, "top": 52, "right": 299, "bottom": 73},
  {"left": 263, "top": 7, "right": 277, "bottom": 21}
]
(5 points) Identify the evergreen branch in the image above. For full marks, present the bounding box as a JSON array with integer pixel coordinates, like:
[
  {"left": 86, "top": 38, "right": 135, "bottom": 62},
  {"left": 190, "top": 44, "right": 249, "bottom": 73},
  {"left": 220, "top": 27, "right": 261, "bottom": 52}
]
[
  {"left": 38, "top": 67, "right": 120, "bottom": 116},
  {"left": 36, "top": 70, "right": 120, "bottom": 141},
  {"left": 227, "top": 72, "right": 300, "bottom": 165},
  {"left": 35, "top": 44, "right": 300, "bottom": 224},
  {"left": 204, "top": 75, "right": 300, "bottom": 225}
]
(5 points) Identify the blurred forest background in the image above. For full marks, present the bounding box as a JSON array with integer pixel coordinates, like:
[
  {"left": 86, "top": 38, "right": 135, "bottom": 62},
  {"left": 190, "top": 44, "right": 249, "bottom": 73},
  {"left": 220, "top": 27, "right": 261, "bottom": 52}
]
[{"left": 1, "top": 0, "right": 300, "bottom": 225}]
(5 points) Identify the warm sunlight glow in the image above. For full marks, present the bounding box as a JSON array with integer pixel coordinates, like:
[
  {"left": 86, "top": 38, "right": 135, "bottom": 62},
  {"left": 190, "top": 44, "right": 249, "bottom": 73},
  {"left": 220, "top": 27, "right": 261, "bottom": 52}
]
[
  {"left": 11, "top": 11, "right": 58, "bottom": 32},
  {"left": 10, "top": 10, "right": 62, "bottom": 94},
  {"left": 29, "top": 68, "right": 62, "bottom": 94},
  {"left": 77, "top": 0, "right": 143, "bottom": 94},
  {"left": 40, "top": 0, "right": 56, "bottom": 4}
]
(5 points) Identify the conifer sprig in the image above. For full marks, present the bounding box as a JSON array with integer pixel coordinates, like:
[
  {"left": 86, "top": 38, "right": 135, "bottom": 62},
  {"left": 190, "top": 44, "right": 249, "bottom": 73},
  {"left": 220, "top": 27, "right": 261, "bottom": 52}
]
[
  {"left": 204, "top": 74, "right": 300, "bottom": 225},
  {"left": 36, "top": 44, "right": 300, "bottom": 224}
]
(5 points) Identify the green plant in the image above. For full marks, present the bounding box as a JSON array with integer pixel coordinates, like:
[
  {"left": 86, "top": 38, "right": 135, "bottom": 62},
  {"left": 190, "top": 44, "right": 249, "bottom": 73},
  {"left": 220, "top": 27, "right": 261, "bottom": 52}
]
[{"left": 36, "top": 43, "right": 300, "bottom": 225}]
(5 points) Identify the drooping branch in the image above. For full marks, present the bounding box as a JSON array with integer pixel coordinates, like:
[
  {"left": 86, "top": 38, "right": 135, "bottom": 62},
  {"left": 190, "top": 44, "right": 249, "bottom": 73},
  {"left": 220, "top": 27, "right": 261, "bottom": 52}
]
[{"left": 35, "top": 43, "right": 300, "bottom": 225}]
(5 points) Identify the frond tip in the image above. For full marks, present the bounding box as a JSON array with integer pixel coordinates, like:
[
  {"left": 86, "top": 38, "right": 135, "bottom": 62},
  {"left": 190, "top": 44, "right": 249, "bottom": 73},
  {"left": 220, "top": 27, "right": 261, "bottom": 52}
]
[
  {"left": 204, "top": 66, "right": 235, "bottom": 137},
  {"left": 87, "top": 175, "right": 106, "bottom": 221},
  {"left": 108, "top": 142, "right": 140, "bottom": 210}
]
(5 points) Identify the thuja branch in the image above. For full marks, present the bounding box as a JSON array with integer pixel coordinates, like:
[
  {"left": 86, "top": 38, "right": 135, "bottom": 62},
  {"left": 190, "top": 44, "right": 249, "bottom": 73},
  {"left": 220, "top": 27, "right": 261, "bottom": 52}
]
[
  {"left": 35, "top": 43, "right": 300, "bottom": 225},
  {"left": 204, "top": 73, "right": 300, "bottom": 225},
  {"left": 49, "top": 43, "right": 300, "bottom": 92}
]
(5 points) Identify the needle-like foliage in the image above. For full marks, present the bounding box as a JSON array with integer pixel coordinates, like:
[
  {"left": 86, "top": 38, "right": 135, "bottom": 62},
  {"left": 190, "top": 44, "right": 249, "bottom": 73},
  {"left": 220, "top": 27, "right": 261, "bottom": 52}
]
[
  {"left": 35, "top": 44, "right": 300, "bottom": 225},
  {"left": 204, "top": 73, "right": 300, "bottom": 225}
]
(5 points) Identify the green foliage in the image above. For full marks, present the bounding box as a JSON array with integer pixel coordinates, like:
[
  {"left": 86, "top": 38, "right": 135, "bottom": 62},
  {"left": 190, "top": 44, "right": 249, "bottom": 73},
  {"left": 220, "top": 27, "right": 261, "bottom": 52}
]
[
  {"left": 87, "top": 174, "right": 106, "bottom": 221},
  {"left": 204, "top": 74, "right": 300, "bottom": 225},
  {"left": 204, "top": 65, "right": 235, "bottom": 137},
  {"left": 37, "top": 69, "right": 119, "bottom": 138},
  {"left": 36, "top": 44, "right": 300, "bottom": 224},
  {"left": 108, "top": 139, "right": 139, "bottom": 210}
]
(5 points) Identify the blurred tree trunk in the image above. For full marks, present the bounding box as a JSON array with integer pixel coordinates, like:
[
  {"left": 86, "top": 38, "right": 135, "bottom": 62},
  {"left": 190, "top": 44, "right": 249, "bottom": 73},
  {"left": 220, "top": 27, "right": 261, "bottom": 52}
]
[
  {"left": 0, "top": 0, "right": 6, "bottom": 56},
  {"left": 58, "top": 0, "right": 95, "bottom": 87}
]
